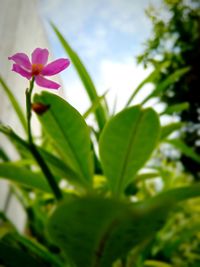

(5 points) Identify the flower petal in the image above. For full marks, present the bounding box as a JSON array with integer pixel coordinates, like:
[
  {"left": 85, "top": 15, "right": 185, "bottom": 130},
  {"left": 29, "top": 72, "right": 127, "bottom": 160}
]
[
  {"left": 31, "top": 48, "right": 49, "bottom": 65},
  {"left": 42, "top": 59, "right": 70, "bottom": 76},
  {"left": 35, "top": 75, "right": 60, "bottom": 89},
  {"left": 8, "top": 53, "right": 31, "bottom": 70},
  {"left": 12, "top": 64, "right": 32, "bottom": 79}
]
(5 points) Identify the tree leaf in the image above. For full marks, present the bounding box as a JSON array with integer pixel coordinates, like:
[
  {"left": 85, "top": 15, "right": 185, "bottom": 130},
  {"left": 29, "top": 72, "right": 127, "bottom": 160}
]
[
  {"left": 47, "top": 184, "right": 200, "bottom": 267},
  {"left": 0, "top": 162, "right": 53, "bottom": 192},
  {"left": 99, "top": 105, "right": 160, "bottom": 195},
  {"left": 125, "top": 63, "right": 168, "bottom": 107},
  {"left": 33, "top": 91, "right": 93, "bottom": 189},
  {"left": 160, "top": 102, "right": 189, "bottom": 115},
  {"left": 141, "top": 67, "right": 189, "bottom": 105},
  {"left": 160, "top": 122, "right": 183, "bottom": 140},
  {"left": 0, "top": 76, "right": 26, "bottom": 132},
  {"left": 51, "top": 23, "right": 107, "bottom": 131},
  {"left": 166, "top": 138, "right": 200, "bottom": 163}
]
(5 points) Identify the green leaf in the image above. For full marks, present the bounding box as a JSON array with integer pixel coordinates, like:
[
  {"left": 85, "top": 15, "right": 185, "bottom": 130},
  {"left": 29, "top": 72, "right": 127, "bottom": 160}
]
[
  {"left": 83, "top": 91, "right": 108, "bottom": 119},
  {"left": 51, "top": 23, "right": 107, "bottom": 131},
  {"left": 99, "top": 105, "right": 160, "bottom": 195},
  {"left": 166, "top": 139, "right": 200, "bottom": 163},
  {"left": 141, "top": 67, "right": 189, "bottom": 105},
  {"left": 0, "top": 146, "right": 10, "bottom": 161},
  {"left": 135, "top": 171, "right": 159, "bottom": 182},
  {"left": 0, "top": 232, "right": 62, "bottom": 267},
  {"left": 125, "top": 65, "right": 165, "bottom": 107},
  {"left": 0, "top": 124, "right": 82, "bottom": 188},
  {"left": 0, "top": 162, "right": 53, "bottom": 192},
  {"left": 47, "top": 184, "right": 200, "bottom": 267},
  {"left": 0, "top": 76, "right": 26, "bottom": 132},
  {"left": 33, "top": 91, "right": 93, "bottom": 189},
  {"left": 160, "top": 102, "right": 189, "bottom": 115},
  {"left": 144, "top": 260, "right": 172, "bottom": 267},
  {"left": 160, "top": 122, "right": 183, "bottom": 140}
]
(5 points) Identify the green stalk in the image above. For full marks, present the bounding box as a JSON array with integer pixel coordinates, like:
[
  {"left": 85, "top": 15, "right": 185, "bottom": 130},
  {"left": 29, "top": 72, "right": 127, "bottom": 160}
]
[{"left": 26, "top": 78, "right": 62, "bottom": 200}]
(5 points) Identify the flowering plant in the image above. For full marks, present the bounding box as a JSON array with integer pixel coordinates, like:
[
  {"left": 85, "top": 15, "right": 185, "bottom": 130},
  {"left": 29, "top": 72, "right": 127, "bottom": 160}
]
[{"left": 0, "top": 30, "right": 200, "bottom": 267}]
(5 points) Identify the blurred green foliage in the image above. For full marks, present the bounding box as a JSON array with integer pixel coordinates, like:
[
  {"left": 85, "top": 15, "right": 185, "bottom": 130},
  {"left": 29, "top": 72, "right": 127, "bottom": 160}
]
[
  {"left": 0, "top": 4, "right": 200, "bottom": 265},
  {"left": 137, "top": 0, "right": 200, "bottom": 179}
]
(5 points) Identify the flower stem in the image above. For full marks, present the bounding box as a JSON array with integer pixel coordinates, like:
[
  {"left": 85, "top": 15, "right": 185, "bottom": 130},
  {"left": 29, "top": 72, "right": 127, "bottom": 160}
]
[{"left": 26, "top": 78, "right": 62, "bottom": 200}]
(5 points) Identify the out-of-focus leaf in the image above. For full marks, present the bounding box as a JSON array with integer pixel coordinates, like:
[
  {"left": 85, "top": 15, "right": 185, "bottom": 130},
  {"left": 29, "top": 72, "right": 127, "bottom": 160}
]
[
  {"left": 48, "top": 184, "right": 200, "bottom": 267},
  {"left": 0, "top": 146, "right": 10, "bottom": 161},
  {"left": 160, "top": 102, "right": 189, "bottom": 115},
  {"left": 160, "top": 122, "right": 183, "bottom": 140},
  {"left": 126, "top": 66, "right": 165, "bottom": 107},
  {"left": 34, "top": 91, "right": 93, "bottom": 190},
  {"left": 0, "top": 124, "right": 80, "bottom": 187},
  {"left": 0, "top": 162, "right": 53, "bottom": 192},
  {"left": 162, "top": 223, "right": 200, "bottom": 258},
  {"left": 51, "top": 23, "right": 107, "bottom": 131},
  {"left": 166, "top": 138, "right": 200, "bottom": 163},
  {"left": 144, "top": 260, "right": 172, "bottom": 267},
  {"left": 0, "top": 76, "right": 26, "bottom": 131},
  {"left": 142, "top": 67, "right": 189, "bottom": 105},
  {"left": 99, "top": 105, "right": 160, "bottom": 195},
  {"left": 135, "top": 171, "right": 160, "bottom": 182},
  {"left": 83, "top": 91, "right": 108, "bottom": 119},
  {"left": 0, "top": 232, "right": 62, "bottom": 267}
]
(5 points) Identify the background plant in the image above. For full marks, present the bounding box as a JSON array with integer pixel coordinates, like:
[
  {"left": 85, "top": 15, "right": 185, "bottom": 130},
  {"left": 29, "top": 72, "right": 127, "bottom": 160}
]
[
  {"left": 137, "top": 0, "right": 200, "bottom": 180},
  {"left": 0, "top": 17, "right": 200, "bottom": 267}
]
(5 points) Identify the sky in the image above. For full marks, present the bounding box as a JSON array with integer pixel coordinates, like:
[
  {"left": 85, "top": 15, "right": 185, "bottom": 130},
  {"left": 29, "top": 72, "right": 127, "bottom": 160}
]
[{"left": 39, "top": 0, "right": 163, "bottom": 114}]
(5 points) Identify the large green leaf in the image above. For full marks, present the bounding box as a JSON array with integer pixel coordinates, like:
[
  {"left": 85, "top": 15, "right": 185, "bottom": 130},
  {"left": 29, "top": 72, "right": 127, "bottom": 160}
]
[
  {"left": 0, "top": 76, "right": 26, "bottom": 132},
  {"left": 33, "top": 91, "right": 93, "bottom": 189},
  {"left": 47, "top": 184, "right": 200, "bottom": 267},
  {"left": 0, "top": 162, "right": 52, "bottom": 192},
  {"left": 51, "top": 23, "right": 107, "bottom": 131},
  {"left": 99, "top": 105, "right": 160, "bottom": 195}
]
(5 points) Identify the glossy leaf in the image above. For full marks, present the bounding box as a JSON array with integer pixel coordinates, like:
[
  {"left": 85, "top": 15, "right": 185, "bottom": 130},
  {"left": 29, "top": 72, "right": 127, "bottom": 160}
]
[
  {"left": 99, "top": 105, "right": 160, "bottom": 195},
  {"left": 33, "top": 91, "right": 93, "bottom": 189},
  {"left": 51, "top": 23, "right": 107, "bottom": 131},
  {"left": 48, "top": 184, "right": 200, "bottom": 267}
]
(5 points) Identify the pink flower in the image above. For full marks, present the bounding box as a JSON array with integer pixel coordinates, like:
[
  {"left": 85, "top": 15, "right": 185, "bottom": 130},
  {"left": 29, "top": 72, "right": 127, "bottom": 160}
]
[{"left": 8, "top": 48, "right": 70, "bottom": 89}]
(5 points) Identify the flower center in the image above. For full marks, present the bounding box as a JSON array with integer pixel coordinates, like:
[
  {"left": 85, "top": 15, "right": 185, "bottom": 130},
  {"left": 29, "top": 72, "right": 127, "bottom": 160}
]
[{"left": 31, "top": 63, "right": 44, "bottom": 76}]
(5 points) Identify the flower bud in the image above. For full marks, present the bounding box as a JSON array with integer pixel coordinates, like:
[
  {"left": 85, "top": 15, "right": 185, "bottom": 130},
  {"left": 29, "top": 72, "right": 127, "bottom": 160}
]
[{"left": 32, "top": 102, "right": 50, "bottom": 115}]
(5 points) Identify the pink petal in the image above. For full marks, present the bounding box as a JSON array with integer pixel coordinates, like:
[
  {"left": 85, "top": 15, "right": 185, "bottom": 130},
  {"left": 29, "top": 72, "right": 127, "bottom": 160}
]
[
  {"left": 12, "top": 64, "right": 32, "bottom": 80},
  {"left": 8, "top": 53, "right": 31, "bottom": 70},
  {"left": 31, "top": 48, "right": 49, "bottom": 65},
  {"left": 42, "top": 58, "right": 70, "bottom": 76},
  {"left": 35, "top": 75, "right": 60, "bottom": 89}
]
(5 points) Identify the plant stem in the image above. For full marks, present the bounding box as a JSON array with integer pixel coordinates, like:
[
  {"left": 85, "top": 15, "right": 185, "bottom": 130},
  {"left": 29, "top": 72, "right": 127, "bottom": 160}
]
[{"left": 26, "top": 78, "right": 62, "bottom": 200}]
